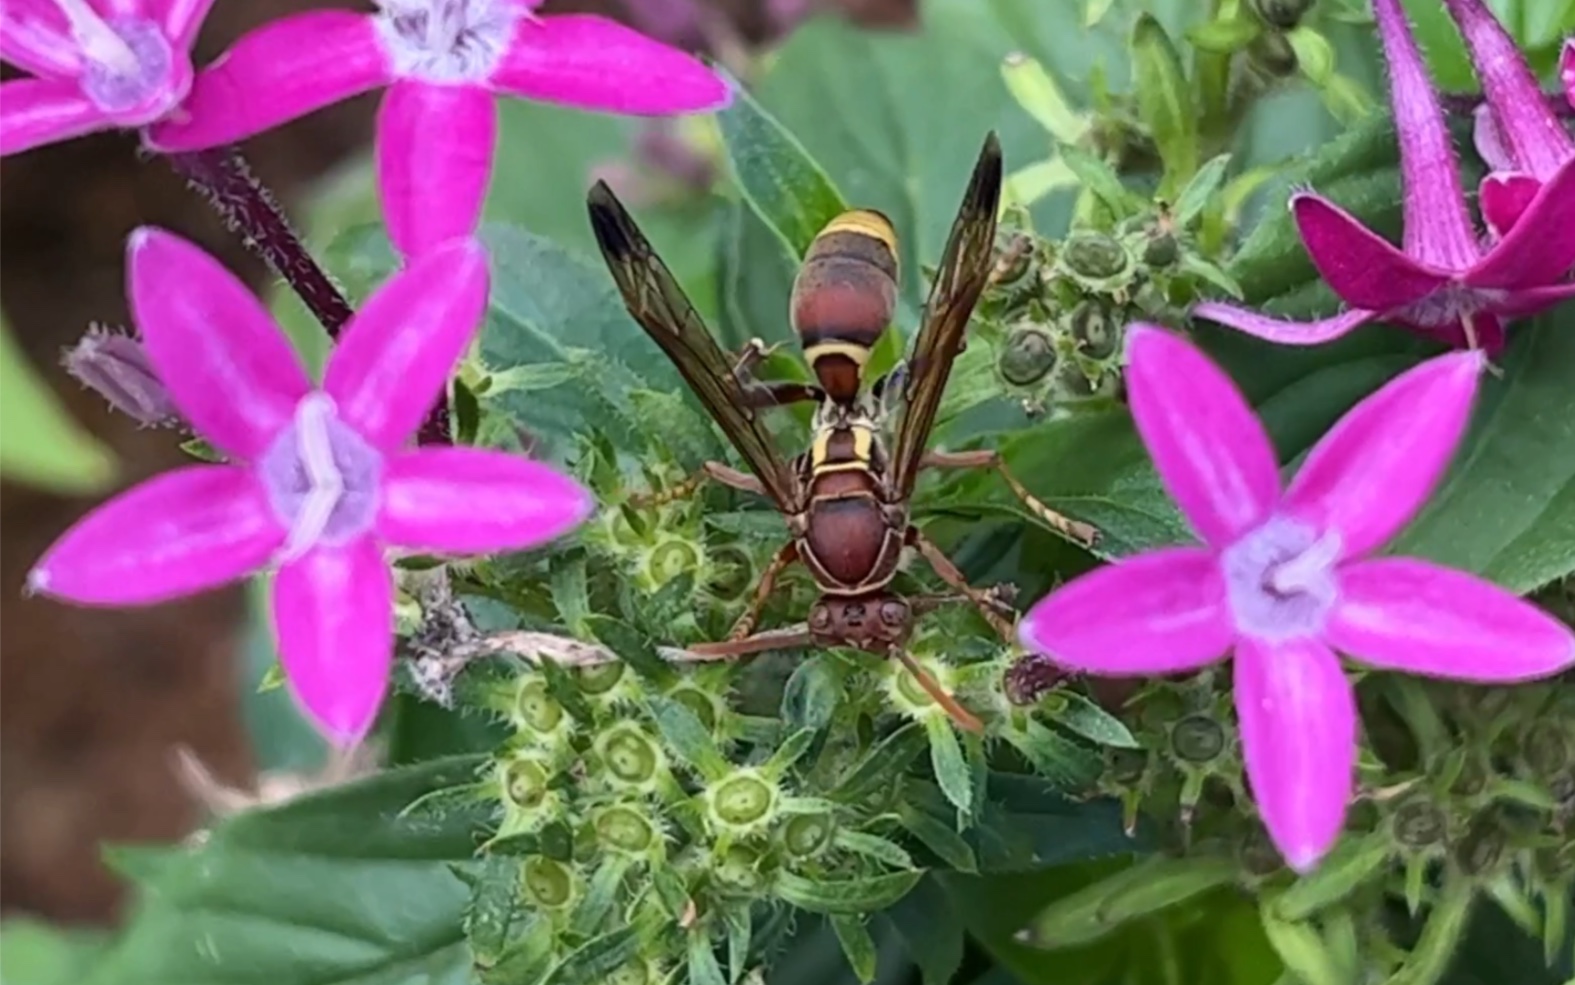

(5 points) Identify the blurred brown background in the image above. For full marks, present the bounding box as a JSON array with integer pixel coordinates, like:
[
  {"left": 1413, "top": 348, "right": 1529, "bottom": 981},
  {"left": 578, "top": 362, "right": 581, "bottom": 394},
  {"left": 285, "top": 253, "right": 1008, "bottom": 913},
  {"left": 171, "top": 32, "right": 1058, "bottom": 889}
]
[{"left": 0, "top": 0, "right": 915, "bottom": 924}]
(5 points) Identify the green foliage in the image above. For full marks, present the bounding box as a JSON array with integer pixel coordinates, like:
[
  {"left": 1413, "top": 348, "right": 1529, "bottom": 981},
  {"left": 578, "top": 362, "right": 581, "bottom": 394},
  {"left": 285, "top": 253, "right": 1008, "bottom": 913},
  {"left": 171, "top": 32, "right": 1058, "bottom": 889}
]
[{"left": 0, "top": 310, "right": 115, "bottom": 492}]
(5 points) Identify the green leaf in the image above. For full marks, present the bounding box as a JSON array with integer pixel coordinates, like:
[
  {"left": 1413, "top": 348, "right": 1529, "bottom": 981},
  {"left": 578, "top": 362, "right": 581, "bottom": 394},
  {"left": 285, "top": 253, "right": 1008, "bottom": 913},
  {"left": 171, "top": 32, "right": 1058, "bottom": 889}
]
[
  {"left": 84, "top": 756, "right": 489, "bottom": 985},
  {"left": 0, "top": 920, "right": 108, "bottom": 985},
  {"left": 880, "top": 877, "right": 966, "bottom": 985},
  {"left": 830, "top": 915, "right": 879, "bottom": 984},
  {"left": 1000, "top": 53, "right": 1087, "bottom": 145},
  {"left": 464, "top": 857, "right": 519, "bottom": 966},
  {"left": 1041, "top": 692, "right": 1138, "bottom": 749},
  {"left": 716, "top": 79, "right": 847, "bottom": 259},
  {"left": 834, "top": 830, "right": 918, "bottom": 870},
  {"left": 1129, "top": 14, "right": 1198, "bottom": 197},
  {"left": 1287, "top": 25, "right": 1338, "bottom": 86},
  {"left": 832, "top": 721, "right": 929, "bottom": 802},
  {"left": 686, "top": 930, "right": 728, "bottom": 985},
  {"left": 0, "top": 314, "right": 115, "bottom": 492},
  {"left": 896, "top": 802, "right": 979, "bottom": 873},
  {"left": 647, "top": 695, "right": 731, "bottom": 781},
  {"left": 781, "top": 655, "right": 842, "bottom": 731},
  {"left": 925, "top": 716, "right": 974, "bottom": 817},
  {"left": 775, "top": 870, "right": 924, "bottom": 915},
  {"left": 543, "top": 926, "right": 645, "bottom": 985},
  {"left": 1173, "top": 153, "right": 1232, "bottom": 226},
  {"left": 1186, "top": 15, "right": 1263, "bottom": 53}
]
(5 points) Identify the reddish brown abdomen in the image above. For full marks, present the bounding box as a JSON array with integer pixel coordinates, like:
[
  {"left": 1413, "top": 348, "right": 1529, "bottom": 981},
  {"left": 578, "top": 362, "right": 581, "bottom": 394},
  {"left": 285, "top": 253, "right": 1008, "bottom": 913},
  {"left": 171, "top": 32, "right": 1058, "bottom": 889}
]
[
  {"left": 804, "top": 495, "right": 888, "bottom": 587},
  {"left": 791, "top": 212, "right": 900, "bottom": 404}
]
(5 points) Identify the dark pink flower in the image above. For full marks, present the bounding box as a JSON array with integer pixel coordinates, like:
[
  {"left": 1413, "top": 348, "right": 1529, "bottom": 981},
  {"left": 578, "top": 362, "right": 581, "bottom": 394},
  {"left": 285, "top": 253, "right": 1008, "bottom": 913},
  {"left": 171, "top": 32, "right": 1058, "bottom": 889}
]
[
  {"left": 147, "top": 0, "right": 732, "bottom": 260},
  {"left": 1195, "top": 0, "right": 1575, "bottom": 353},
  {"left": 1443, "top": 0, "right": 1575, "bottom": 237},
  {"left": 1014, "top": 326, "right": 1575, "bottom": 872},
  {"left": 0, "top": 0, "right": 214, "bottom": 155},
  {"left": 28, "top": 229, "right": 595, "bottom": 744}
]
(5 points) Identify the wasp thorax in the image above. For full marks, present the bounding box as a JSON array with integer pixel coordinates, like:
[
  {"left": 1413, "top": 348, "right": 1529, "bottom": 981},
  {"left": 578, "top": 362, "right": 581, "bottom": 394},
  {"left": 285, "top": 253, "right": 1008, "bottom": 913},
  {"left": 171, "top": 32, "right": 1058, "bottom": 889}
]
[
  {"left": 515, "top": 679, "right": 565, "bottom": 733},
  {"left": 781, "top": 812, "right": 838, "bottom": 859},
  {"left": 502, "top": 758, "right": 551, "bottom": 810},
  {"left": 1253, "top": 0, "right": 1316, "bottom": 30},
  {"left": 707, "top": 770, "right": 779, "bottom": 831},
  {"left": 521, "top": 856, "right": 577, "bottom": 909},
  {"left": 1169, "top": 715, "right": 1226, "bottom": 763},
  {"left": 998, "top": 324, "right": 1059, "bottom": 386},
  {"left": 1067, "top": 301, "right": 1119, "bottom": 360},
  {"left": 597, "top": 725, "right": 663, "bottom": 787}
]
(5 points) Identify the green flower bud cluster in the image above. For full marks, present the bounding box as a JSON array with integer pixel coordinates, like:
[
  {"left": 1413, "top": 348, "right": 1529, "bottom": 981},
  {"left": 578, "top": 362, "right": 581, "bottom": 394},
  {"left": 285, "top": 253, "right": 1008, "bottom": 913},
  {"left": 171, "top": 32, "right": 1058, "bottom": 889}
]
[{"left": 1020, "top": 661, "right": 1575, "bottom": 979}]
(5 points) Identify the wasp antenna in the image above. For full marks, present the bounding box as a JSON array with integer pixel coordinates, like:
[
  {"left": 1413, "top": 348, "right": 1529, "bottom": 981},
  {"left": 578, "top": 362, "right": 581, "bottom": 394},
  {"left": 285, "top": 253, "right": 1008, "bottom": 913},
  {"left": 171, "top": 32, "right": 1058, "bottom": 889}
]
[{"left": 895, "top": 649, "right": 985, "bottom": 734}]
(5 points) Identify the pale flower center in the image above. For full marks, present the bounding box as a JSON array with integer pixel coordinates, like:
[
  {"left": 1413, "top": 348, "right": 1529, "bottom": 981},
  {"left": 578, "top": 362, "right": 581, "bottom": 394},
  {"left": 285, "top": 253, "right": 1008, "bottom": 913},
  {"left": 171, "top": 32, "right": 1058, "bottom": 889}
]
[
  {"left": 54, "top": 0, "right": 181, "bottom": 119},
  {"left": 1396, "top": 281, "right": 1506, "bottom": 332},
  {"left": 1219, "top": 514, "right": 1341, "bottom": 642},
  {"left": 259, "top": 393, "right": 383, "bottom": 559},
  {"left": 373, "top": 0, "right": 524, "bottom": 84}
]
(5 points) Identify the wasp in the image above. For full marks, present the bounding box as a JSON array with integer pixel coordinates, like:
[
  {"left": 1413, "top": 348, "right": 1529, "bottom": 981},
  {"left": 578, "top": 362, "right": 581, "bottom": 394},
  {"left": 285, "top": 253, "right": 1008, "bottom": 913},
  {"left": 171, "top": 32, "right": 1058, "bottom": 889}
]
[{"left": 586, "top": 132, "right": 1097, "bottom": 732}]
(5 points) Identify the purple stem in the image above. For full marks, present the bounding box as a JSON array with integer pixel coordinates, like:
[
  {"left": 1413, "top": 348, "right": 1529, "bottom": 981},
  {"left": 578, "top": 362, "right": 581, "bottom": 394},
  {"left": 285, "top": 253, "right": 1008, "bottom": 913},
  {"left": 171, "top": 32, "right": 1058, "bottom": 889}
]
[{"left": 167, "top": 145, "right": 454, "bottom": 446}]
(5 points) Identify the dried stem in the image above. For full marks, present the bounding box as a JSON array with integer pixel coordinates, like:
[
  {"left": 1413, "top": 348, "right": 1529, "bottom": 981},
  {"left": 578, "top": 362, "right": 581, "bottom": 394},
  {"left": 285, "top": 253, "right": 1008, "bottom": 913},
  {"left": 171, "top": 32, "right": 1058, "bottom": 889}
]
[{"left": 165, "top": 145, "right": 355, "bottom": 337}]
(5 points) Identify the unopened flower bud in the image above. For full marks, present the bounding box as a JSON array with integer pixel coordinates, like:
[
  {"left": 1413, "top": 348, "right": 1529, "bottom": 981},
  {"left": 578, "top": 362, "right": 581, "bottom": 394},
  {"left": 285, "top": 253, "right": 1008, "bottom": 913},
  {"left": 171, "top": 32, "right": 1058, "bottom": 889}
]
[
  {"left": 515, "top": 679, "right": 565, "bottom": 734},
  {"left": 997, "top": 324, "right": 1058, "bottom": 386},
  {"left": 1053, "top": 359, "right": 1099, "bottom": 400},
  {"left": 1105, "top": 748, "right": 1150, "bottom": 786},
  {"left": 502, "top": 757, "right": 551, "bottom": 811},
  {"left": 1060, "top": 231, "right": 1133, "bottom": 287},
  {"left": 644, "top": 537, "right": 702, "bottom": 585},
  {"left": 1141, "top": 229, "right": 1180, "bottom": 269},
  {"left": 713, "top": 844, "right": 770, "bottom": 896},
  {"left": 781, "top": 812, "right": 837, "bottom": 859},
  {"left": 707, "top": 769, "right": 779, "bottom": 832},
  {"left": 521, "top": 856, "right": 577, "bottom": 909},
  {"left": 62, "top": 326, "right": 179, "bottom": 427},
  {"left": 1249, "top": 31, "right": 1299, "bottom": 77},
  {"left": 596, "top": 724, "right": 664, "bottom": 789},
  {"left": 1004, "top": 655, "right": 1067, "bottom": 705},
  {"left": 669, "top": 684, "right": 722, "bottom": 732},
  {"left": 577, "top": 660, "right": 626, "bottom": 696},
  {"left": 1521, "top": 722, "right": 1570, "bottom": 775},
  {"left": 1453, "top": 816, "right": 1506, "bottom": 876},
  {"left": 1391, "top": 797, "right": 1447, "bottom": 851},
  {"left": 595, "top": 805, "right": 658, "bottom": 856},
  {"left": 1169, "top": 715, "right": 1226, "bottom": 763},
  {"left": 1253, "top": 0, "right": 1316, "bottom": 30},
  {"left": 1067, "top": 301, "right": 1119, "bottom": 360}
]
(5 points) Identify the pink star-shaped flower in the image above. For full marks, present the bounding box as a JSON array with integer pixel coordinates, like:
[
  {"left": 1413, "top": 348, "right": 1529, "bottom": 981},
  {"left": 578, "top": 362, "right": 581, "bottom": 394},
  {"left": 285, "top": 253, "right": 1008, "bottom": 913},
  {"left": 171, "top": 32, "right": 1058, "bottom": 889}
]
[
  {"left": 0, "top": 0, "right": 214, "bottom": 155},
  {"left": 27, "top": 230, "right": 595, "bottom": 744},
  {"left": 146, "top": 0, "right": 732, "bottom": 260},
  {"left": 1447, "top": 0, "right": 1575, "bottom": 237},
  {"left": 1013, "top": 325, "right": 1575, "bottom": 872},
  {"left": 1194, "top": 0, "right": 1575, "bottom": 353}
]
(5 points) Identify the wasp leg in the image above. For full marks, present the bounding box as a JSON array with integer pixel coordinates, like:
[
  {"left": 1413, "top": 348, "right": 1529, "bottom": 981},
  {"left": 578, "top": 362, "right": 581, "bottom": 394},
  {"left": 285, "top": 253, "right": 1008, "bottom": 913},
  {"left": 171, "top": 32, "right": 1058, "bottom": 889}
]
[
  {"left": 907, "top": 584, "right": 1018, "bottom": 620},
  {"left": 728, "top": 542, "right": 799, "bottom": 640},
  {"left": 686, "top": 623, "right": 815, "bottom": 659},
  {"left": 733, "top": 337, "right": 820, "bottom": 409},
  {"left": 892, "top": 648, "right": 985, "bottom": 734},
  {"left": 629, "top": 460, "right": 767, "bottom": 509},
  {"left": 905, "top": 526, "right": 1018, "bottom": 641},
  {"left": 919, "top": 449, "right": 1098, "bottom": 548}
]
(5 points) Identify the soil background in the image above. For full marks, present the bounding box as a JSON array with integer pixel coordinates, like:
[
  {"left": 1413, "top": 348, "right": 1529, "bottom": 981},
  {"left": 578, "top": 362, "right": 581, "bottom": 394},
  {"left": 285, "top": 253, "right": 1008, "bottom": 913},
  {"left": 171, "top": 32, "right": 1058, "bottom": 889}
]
[{"left": 0, "top": 0, "right": 914, "bottom": 924}]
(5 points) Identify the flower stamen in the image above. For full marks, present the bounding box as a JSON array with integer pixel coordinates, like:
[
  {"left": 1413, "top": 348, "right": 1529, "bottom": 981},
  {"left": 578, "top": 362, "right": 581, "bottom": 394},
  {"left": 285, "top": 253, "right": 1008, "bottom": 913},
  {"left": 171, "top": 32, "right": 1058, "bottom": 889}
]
[
  {"left": 53, "top": 0, "right": 138, "bottom": 75},
  {"left": 1266, "top": 531, "right": 1342, "bottom": 596},
  {"left": 280, "top": 393, "right": 347, "bottom": 561}
]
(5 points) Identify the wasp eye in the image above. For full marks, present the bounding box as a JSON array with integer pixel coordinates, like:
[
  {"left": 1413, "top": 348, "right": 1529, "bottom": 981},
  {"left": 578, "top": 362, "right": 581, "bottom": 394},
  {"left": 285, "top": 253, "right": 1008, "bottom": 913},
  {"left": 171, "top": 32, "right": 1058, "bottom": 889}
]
[{"left": 879, "top": 600, "right": 908, "bottom": 626}]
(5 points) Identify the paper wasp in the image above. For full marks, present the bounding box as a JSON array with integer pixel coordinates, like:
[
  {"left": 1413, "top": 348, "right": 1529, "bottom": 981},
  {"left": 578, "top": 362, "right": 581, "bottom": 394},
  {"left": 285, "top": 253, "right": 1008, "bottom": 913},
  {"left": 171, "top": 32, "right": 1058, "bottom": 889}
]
[{"left": 586, "top": 132, "right": 1097, "bottom": 732}]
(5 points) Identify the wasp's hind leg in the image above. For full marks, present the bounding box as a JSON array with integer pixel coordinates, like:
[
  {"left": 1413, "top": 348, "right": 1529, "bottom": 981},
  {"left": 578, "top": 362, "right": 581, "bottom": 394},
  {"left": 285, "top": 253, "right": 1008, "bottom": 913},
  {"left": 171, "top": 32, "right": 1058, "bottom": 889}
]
[
  {"left": 919, "top": 449, "right": 1098, "bottom": 548},
  {"left": 904, "top": 526, "right": 1018, "bottom": 641}
]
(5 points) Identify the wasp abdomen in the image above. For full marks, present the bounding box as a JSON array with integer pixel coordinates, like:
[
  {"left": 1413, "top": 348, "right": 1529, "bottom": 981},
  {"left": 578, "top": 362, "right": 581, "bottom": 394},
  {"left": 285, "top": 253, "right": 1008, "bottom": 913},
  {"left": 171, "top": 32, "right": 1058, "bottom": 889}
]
[
  {"left": 804, "top": 495, "right": 888, "bottom": 586},
  {"left": 791, "top": 209, "right": 900, "bottom": 403}
]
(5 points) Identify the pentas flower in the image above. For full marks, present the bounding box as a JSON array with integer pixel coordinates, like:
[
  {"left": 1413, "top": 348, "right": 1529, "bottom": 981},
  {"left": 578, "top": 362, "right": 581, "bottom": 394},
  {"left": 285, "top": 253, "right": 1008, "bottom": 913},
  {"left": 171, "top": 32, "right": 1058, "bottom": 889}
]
[
  {"left": 147, "top": 0, "right": 731, "bottom": 260},
  {"left": 1194, "top": 0, "right": 1575, "bottom": 354},
  {"left": 27, "top": 230, "right": 595, "bottom": 744},
  {"left": 1444, "top": 0, "right": 1575, "bottom": 236},
  {"left": 0, "top": 0, "right": 214, "bottom": 156},
  {"left": 1013, "top": 326, "right": 1575, "bottom": 872},
  {"left": 1564, "top": 39, "right": 1574, "bottom": 110}
]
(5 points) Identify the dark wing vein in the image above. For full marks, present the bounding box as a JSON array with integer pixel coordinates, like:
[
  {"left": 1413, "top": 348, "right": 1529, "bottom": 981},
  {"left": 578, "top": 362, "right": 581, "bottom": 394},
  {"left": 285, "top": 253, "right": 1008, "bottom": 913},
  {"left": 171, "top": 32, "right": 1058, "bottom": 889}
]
[
  {"left": 586, "top": 181, "right": 801, "bottom": 512},
  {"left": 889, "top": 133, "right": 1004, "bottom": 499}
]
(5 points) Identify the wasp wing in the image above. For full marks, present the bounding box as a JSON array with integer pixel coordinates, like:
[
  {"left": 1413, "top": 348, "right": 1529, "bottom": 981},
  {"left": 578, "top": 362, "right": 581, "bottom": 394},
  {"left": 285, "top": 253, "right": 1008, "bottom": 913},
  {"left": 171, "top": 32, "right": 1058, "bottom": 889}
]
[
  {"left": 888, "top": 133, "right": 1004, "bottom": 499},
  {"left": 587, "top": 181, "right": 802, "bottom": 513}
]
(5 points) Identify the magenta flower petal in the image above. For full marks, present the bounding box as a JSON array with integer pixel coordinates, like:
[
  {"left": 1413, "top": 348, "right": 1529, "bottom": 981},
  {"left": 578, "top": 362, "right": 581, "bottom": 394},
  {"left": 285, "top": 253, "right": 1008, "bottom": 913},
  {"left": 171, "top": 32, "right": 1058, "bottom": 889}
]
[
  {"left": 1283, "top": 351, "right": 1483, "bottom": 560},
  {"left": 146, "top": 10, "right": 390, "bottom": 152},
  {"left": 1443, "top": 0, "right": 1574, "bottom": 178},
  {"left": 377, "top": 81, "right": 497, "bottom": 260},
  {"left": 376, "top": 448, "right": 594, "bottom": 554},
  {"left": 1563, "top": 39, "right": 1575, "bottom": 111},
  {"left": 28, "top": 465, "right": 283, "bottom": 606},
  {"left": 1466, "top": 158, "right": 1575, "bottom": 290},
  {"left": 1124, "top": 325, "right": 1280, "bottom": 546},
  {"left": 272, "top": 538, "right": 393, "bottom": 747},
  {"left": 1191, "top": 303, "right": 1375, "bottom": 346},
  {"left": 0, "top": 1, "right": 79, "bottom": 77},
  {"left": 128, "top": 228, "right": 312, "bottom": 458},
  {"left": 1291, "top": 195, "right": 1450, "bottom": 311},
  {"left": 1479, "top": 171, "right": 1541, "bottom": 237},
  {"left": 1492, "top": 282, "right": 1575, "bottom": 318},
  {"left": 149, "top": 0, "right": 217, "bottom": 50},
  {"left": 1472, "top": 103, "right": 1515, "bottom": 172},
  {"left": 1373, "top": 0, "right": 1481, "bottom": 271},
  {"left": 0, "top": 78, "right": 108, "bottom": 156},
  {"left": 322, "top": 238, "right": 489, "bottom": 451},
  {"left": 1234, "top": 636, "right": 1355, "bottom": 873},
  {"left": 1329, "top": 559, "right": 1575, "bottom": 682},
  {"left": 1018, "top": 547, "right": 1234, "bottom": 675},
  {"left": 489, "top": 14, "right": 731, "bottom": 115}
]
